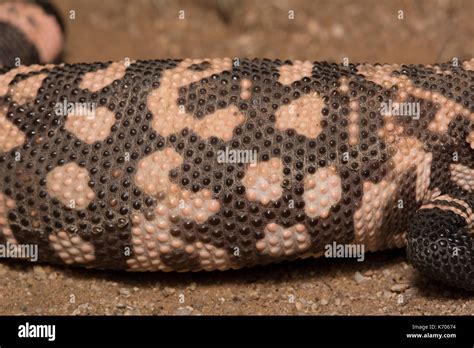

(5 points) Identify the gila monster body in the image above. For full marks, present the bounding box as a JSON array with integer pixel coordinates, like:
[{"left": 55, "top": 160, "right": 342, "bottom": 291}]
[{"left": 0, "top": 1, "right": 473, "bottom": 291}]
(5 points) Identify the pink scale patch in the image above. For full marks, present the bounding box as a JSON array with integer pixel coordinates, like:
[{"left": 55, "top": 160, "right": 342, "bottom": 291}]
[
  {"left": 127, "top": 212, "right": 185, "bottom": 271},
  {"left": 450, "top": 163, "right": 474, "bottom": 192},
  {"left": 348, "top": 100, "right": 360, "bottom": 146},
  {"left": 357, "top": 63, "right": 404, "bottom": 89},
  {"left": 240, "top": 78, "right": 252, "bottom": 100},
  {"left": 467, "top": 131, "right": 474, "bottom": 149},
  {"left": 79, "top": 61, "right": 131, "bottom": 92},
  {"left": 156, "top": 184, "right": 221, "bottom": 224},
  {"left": 338, "top": 78, "right": 359, "bottom": 145},
  {"left": 192, "top": 105, "right": 245, "bottom": 141},
  {"left": 46, "top": 163, "right": 95, "bottom": 210},
  {"left": 391, "top": 137, "right": 432, "bottom": 203},
  {"left": 190, "top": 242, "right": 231, "bottom": 271},
  {"left": 243, "top": 158, "right": 283, "bottom": 205},
  {"left": 64, "top": 107, "right": 116, "bottom": 144},
  {"left": 338, "top": 77, "right": 349, "bottom": 93},
  {"left": 0, "top": 65, "right": 50, "bottom": 96},
  {"left": 303, "top": 166, "right": 342, "bottom": 219},
  {"left": 430, "top": 65, "right": 452, "bottom": 75},
  {"left": 275, "top": 92, "right": 324, "bottom": 138},
  {"left": 278, "top": 60, "right": 313, "bottom": 85},
  {"left": 9, "top": 73, "right": 48, "bottom": 105},
  {"left": 135, "top": 148, "right": 184, "bottom": 195},
  {"left": 353, "top": 180, "right": 400, "bottom": 251},
  {"left": 256, "top": 223, "right": 311, "bottom": 257},
  {"left": 49, "top": 231, "right": 95, "bottom": 264},
  {"left": 463, "top": 58, "right": 474, "bottom": 71}
]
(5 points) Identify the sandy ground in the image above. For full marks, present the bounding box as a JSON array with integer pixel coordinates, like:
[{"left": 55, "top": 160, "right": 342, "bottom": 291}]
[
  {"left": 1, "top": 250, "right": 473, "bottom": 315},
  {"left": 0, "top": 0, "right": 473, "bottom": 315}
]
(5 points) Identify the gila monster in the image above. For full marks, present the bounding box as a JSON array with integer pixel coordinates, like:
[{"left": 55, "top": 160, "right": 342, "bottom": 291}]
[{"left": 0, "top": 1, "right": 472, "bottom": 291}]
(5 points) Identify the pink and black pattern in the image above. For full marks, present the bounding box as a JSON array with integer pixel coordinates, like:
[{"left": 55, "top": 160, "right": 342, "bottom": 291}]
[{"left": 0, "top": 1, "right": 472, "bottom": 290}]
